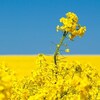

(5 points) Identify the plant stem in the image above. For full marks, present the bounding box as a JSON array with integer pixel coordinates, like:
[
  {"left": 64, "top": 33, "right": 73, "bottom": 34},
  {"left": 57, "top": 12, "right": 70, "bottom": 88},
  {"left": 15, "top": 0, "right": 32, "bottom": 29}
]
[{"left": 54, "top": 31, "right": 67, "bottom": 65}]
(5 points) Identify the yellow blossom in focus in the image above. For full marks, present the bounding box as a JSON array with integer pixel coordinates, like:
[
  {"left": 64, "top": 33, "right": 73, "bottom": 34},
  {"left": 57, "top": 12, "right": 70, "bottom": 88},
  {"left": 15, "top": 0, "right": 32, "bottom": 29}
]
[
  {"left": 71, "top": 26, "right": 86, "bottom": 38},
  {"left": 71, "top": 30, "right": 79, "bottom": 36},
  {"left": 66, "top": 12, "right": 78, "bottom": 23},
  {"left": 58, "top": 17, "right": 77, "bottom": 33},
  {"left": 68, "top": 34, "right": 76, "bottom": 40},
  {"left": 78, "top": 26, "right": 86, "bottom": 37},
  {"left": 60, "top": 17, "right": 67, "bottom": 23},
  {"left": 56, "top": 12, "right": 86, "bottom": 40}
]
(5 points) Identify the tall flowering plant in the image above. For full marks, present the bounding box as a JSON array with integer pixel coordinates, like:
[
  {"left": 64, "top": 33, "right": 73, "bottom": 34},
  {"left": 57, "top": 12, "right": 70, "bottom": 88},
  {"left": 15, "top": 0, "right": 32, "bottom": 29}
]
[{"left": 54, "top": 12, "right": 86, "bottom": 65}]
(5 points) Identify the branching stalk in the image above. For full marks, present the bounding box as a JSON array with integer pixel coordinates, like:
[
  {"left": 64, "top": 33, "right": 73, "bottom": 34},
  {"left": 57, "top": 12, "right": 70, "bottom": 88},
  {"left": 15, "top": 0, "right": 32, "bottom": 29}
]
[{"left": 54, "top": 32, "right": 68, "bottom": 65}]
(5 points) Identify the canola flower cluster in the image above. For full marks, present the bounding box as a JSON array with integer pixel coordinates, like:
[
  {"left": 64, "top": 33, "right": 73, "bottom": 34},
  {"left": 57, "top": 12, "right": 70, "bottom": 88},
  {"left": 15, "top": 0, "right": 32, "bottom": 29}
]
[
  {"left": 0, "top": 54, "right": 99, "bottom": 100},
  {"left": 56, "top": 12, "right": 86, "bottom": 40}
]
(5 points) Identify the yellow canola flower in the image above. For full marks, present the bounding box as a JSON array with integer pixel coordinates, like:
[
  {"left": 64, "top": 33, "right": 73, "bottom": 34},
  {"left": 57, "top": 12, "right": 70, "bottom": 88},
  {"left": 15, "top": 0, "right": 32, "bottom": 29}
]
[
  {"left": 68, "top": 34, "right": 76, "bottom": 40},
  {"left": 69, "top": 26, "right": 86, "bottom": 40},
  {"left": 71, "top": 26, "right": 86, "bottom": 37},
  {"left": 56, "top": 12, "right": 86, "bottom": 40},
  {"left": 60, "top": 17, "right": 67, "bottom": 23},
  {"left": 66, "top": 12, "right": 78, "bottom": 23},
  {"left": 78, "top": 26, "right": 86, "bottom": 37},
  {"left": 71, "top": 30, "right": 79, "bottom": 36},
  {"left": 58, "top": 17, "right": 77, "bottom": 33}
]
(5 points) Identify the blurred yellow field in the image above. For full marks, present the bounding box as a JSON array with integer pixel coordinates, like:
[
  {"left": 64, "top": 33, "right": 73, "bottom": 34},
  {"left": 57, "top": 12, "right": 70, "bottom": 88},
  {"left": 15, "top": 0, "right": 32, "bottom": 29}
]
[
  {"left": 0, "top": 55, "right": 100, "bottom": 99},
  {"left": 0, "top": 55, "right": 100, "bottom": 78}
]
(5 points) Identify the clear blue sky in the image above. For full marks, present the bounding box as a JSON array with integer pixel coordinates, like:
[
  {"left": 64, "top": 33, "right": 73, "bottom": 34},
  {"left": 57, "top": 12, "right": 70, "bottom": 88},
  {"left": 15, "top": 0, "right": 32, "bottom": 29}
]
[{"left": 0, "top": 0, "right": 100, "bottom": 55}]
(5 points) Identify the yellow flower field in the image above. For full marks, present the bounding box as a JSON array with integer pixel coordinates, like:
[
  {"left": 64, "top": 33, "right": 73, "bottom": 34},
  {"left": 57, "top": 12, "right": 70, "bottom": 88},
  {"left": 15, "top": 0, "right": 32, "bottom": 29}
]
[
  {"left": 0, "top": 55, "right": 100, "bottom": 99},
  {"left": 0, "top": 55, "right": 100, "bottom": 78}
]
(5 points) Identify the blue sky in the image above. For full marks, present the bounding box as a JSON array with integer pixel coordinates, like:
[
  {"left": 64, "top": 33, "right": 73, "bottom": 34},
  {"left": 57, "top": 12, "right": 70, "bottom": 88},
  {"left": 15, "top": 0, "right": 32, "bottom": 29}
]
[{"left": 0, "top": 0, "right": 100, "bottom": 55}]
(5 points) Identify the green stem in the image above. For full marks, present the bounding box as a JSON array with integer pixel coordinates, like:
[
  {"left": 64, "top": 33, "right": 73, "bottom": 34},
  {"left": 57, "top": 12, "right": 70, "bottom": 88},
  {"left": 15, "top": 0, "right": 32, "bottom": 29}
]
[{"left": 54, "top": 32, "right": 67, "bottom": 65}]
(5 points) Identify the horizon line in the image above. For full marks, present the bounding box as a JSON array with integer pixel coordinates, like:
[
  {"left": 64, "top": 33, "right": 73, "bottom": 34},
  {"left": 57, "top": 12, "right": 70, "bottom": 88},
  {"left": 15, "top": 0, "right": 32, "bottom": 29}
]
[{"left": 0, "top": 54, "right": 100, "bottom": 56}]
